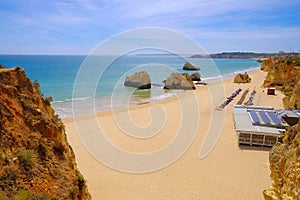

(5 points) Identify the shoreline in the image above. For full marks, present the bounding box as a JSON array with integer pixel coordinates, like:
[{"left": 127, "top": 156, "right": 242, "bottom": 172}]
[
  {"left": 61, "top": 66, "right": 260, "bottom": 121},
  {"left": 63, "top": 69, "right": 284, "bottom": 199}
]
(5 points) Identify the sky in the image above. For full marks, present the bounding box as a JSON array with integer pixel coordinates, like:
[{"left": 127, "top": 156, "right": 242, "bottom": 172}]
[{"left": 0, "top": 0, "right": 300, "bottom": 54}]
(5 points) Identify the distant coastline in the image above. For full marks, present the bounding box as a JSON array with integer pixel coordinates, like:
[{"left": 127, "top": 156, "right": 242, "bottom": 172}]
[
  {"left": 127, "top": 51, "right": 300, "bottom": 60},
  {"left": 190, "top": 51, "right": 300, "bottom": 59},
  {"left": 1, "top": 51, "right": 299, "bottom": 59}
]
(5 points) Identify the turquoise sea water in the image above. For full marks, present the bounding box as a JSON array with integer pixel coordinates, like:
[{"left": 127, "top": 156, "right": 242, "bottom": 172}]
[{"left": 0, "top": 55, "right": 260, "bottom": 118}]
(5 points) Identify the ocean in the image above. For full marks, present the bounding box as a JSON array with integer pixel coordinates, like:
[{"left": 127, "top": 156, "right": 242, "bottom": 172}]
[{"left": 0, "top": 55, "right": 261, "bottom": 119}]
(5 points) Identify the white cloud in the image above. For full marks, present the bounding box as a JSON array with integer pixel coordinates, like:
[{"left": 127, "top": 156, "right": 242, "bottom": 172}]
[
  {"left": 183, "top": 27, "right": 300, "bottom": 39},
  {"left": 1, "top": 0, "right": 300, "bottom": 54}
]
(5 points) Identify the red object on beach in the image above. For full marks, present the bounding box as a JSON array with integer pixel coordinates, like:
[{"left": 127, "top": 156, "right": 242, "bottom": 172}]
[{"left": 267, "top": 87, "right": 275, "bottom": 95}]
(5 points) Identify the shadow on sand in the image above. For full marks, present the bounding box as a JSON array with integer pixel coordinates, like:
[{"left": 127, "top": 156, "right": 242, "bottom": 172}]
[{"left": 239, "top": 144, "right": 273, "bottom": 152}]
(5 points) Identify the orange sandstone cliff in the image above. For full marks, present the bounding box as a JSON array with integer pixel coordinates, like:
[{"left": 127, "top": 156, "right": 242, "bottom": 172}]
[
  {"left": 261, "top": 55, "right": 300, "bottom": 109},
  {"left": 263, "top": 123, "right": 300, "bottom": 200},
  {"left": 261, "top": 56, "right": 300, "bottom": 199},
  {"left": 0, "top": 66, "right": 91, "bottom": 199}
]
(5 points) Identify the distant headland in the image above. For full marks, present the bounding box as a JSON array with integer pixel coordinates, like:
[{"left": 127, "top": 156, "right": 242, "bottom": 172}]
[
  {"left": 135, "top": 51, "right": 300, "bottom": 59},
  {"left": 190, "top": 51, "right": 300, "bottom": 59}
]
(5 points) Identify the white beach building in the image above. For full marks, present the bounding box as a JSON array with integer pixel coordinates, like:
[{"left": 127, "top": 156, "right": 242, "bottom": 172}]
[{"left": 233, "top": 105, "right": 288, "bottom": 147}]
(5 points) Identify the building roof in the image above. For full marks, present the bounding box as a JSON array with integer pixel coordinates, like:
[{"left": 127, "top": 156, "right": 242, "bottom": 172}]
[
  {"left": 278, "top": 109, "right": 300, "bottom": 118},
  {"left": 233, "top": 105, "right": 287, "bottom": 135}
]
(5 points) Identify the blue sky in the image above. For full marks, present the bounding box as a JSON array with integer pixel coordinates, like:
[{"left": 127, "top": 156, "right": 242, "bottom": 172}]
[{"left": 0, "top": 0, "right": 300, "bottom": 54}]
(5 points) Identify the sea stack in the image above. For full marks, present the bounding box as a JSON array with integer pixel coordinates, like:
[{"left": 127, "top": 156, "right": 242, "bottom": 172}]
[
  {"left": 183, "top": 62, "right": 200, "bottom": 71},
  {"left": 190, "top": 72, "right": 201, "bottom": 81},
  {"left": 164, "top": 72, "right": 196, "bottom": 90},
  {"left": 124, "top": 71, "right": 151, "bottom": 89}
]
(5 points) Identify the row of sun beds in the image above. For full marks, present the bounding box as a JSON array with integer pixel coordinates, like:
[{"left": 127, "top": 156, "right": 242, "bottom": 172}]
[
  {"left": 217, "top": 88, "right": 242, "bottom": 110},
  {"left": 244, "top": 89, "right": 257, "bottom": 106},
  {"left": 217, "top": 88, "right": 257, "bottom": 110}
]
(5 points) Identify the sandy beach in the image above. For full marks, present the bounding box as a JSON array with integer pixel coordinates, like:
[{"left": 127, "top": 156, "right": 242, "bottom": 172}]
[{"left": 64, "top": 69, "right": 284, "bottom": 200}]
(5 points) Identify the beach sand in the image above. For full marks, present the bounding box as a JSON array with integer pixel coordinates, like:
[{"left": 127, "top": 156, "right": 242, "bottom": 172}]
[{"left": 64, "top": 69, "right": 284, "bottom": 200}]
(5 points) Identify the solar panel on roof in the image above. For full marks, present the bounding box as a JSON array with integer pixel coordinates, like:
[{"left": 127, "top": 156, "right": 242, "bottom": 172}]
[
  {"left": 249, "top": 110, "right": 259, "bottom": 124},
  {"left": 259, "top": 111, "right": 271, "bottom": 124},
  {"left": 294, "top": 110, "right": 300, "bottom": 117},
  {"left": 267, "top": 112, "right": 281, "bottom": 125},
  {"left": 277, "top": 110, "right": 286, "bottom": 116}
]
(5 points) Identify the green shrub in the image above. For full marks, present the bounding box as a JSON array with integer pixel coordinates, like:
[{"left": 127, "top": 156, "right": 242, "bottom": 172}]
[
  {"left": 17, "top": 148, "right": 34, "bottom": 168},
  {"left": 14, "top": 189, "right": 33, "bottom": 200},
  {"left": 0, "top": 190, "right": 9, "bottom": 200}
]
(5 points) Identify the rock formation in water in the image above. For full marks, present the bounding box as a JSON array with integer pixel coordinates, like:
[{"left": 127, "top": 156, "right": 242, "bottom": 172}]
[
  {"left": 261, "top": 55, "right": 300, "bottom": 109},
  {"left": 0, "top": 66, "right": 91, "bottom": 199},
  {"left": 190, "top": 72, "right": 201, "bottom": 81},
  {"left": 164, "top": 72, "right": 196, "bottom": 90},
  {"left": 124, "top": 71, "right": 151, "bottom": 89},
  {"left": 233, "top": 72, "right": 251, "bottom": 83},
  {"left": 263, "top": 122, "right": 300, "bottom": 200},
  {"left": 183, "top": 62, "right": 200, "bottom": 71}
]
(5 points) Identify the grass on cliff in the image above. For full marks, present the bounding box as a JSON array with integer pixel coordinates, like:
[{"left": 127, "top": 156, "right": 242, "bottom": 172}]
[
  {"left": 17, "top": 148, "right": 34, "bottom": 169},
  {"left": 0, "top": 190, "right": 9, "bottom": 200}
]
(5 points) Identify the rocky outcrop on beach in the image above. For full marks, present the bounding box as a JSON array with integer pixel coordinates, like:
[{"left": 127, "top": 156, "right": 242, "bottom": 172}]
[
  {"left": 183, "top": 62, "right": 200, "bottom": 70},
  {"left": 0, "top": 66, "right": 91, "bottom": 199},
  {"left": 263, "top": 122, "right": 300, "bottom": 200},
  {"left": 233, "top": 72, "right": 251, "bottom": 83},
  {"left": 164, "top": 72, "right": 196, "bottom": 90},
  {"left": 261, "top": 55, "right": 300, "bottom": 109},
  {"left": 124, "top": 71, "right": 151, "bottom": 89},
  {"left": 190, "top": 72, "right": 201, "bottom": 81}
]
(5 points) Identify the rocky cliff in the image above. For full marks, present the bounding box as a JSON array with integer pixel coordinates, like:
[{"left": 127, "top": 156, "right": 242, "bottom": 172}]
[
  {"left": 261, "top": 55, "right": 300, "bottom": 109},
  {"left": 0, "top": 66, "right": 91, "bottom": 199},
  {"left": 263, "top": 123, "right": 300, "bottom": 200},
  {"left": 261, "top": 56, "right": 300, "bottom": 200}
]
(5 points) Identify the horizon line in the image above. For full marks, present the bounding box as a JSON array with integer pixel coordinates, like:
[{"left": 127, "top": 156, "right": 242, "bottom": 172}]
[{"left": 1, "top": 51, "right": 299, "bottom": 56}]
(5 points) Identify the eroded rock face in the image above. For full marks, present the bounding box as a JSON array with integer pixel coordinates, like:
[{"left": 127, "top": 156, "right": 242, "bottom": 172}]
[
  {"left": 233, "top": 72, "right": 251, "bottom": 83},
  {"left": 262, "top": 55, "right": 300, "bottom": 200},
  {"left": 124, "top": 71, "right": 151, "bottom": 89},
  {"left": 263, "top": 123, "right": 300, "bottom": 200},
  {"left": 261, "top": 55, "right": 300, "bottom": 109},
  {"left": 191, "top": 72, "right": 201, "bottom": 81},
  {"left": 183, "top": 62, "right": 200, "bottom": 71},
  {"left": 164, "top": 72, "right": 196, "bottom": 90},
  {"left": 0, "top": 66, "right": 91, "bottom": 199}
]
